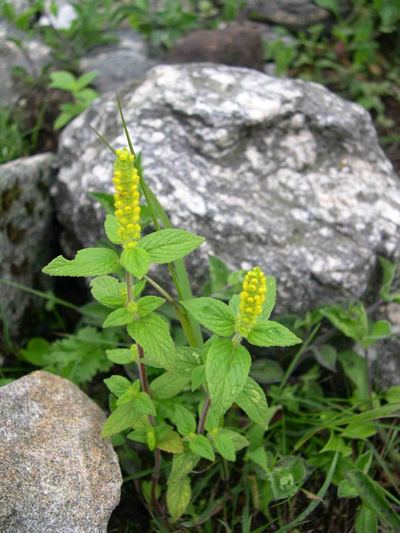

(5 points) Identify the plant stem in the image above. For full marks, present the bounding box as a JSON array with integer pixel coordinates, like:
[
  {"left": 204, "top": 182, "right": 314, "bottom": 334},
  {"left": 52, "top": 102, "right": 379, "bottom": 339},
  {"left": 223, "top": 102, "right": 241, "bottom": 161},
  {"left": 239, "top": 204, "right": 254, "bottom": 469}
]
[
  {"left": 197, "top": 395, "right": 211, "bottom": 434},
  {"left": 126, "top": 272, "right": 163, "bottom": 517},
  {"left": 277, "top": 323, "right": 321, "bottom": 395},
  {"left": 145, "top": 275, "right": 199, "bottom": 348}
]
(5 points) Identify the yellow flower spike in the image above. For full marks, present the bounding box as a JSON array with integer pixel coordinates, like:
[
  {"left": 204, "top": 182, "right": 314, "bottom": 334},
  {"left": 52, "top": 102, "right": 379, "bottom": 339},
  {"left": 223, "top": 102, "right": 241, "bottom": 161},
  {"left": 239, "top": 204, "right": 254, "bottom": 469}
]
[
  {"left": 237, "top": 266, "right": 267, "bottom": 336},
  {"left": 113, "top": 147, "right": 141, "bottom": 251}
]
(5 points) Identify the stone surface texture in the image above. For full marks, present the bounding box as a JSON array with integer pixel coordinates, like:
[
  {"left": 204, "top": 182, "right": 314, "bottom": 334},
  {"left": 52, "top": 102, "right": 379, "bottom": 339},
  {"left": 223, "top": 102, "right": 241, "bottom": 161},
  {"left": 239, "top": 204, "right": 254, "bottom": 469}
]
[
  {"left": 80, "top": 29, "right": 157, "bottom": 95},
  {"left": 0, "top": 371, "right": 122, "bottom": 532},
  {"left": 167, "top": 23, "right": 264, "bottom": 70},
  {"left": 0, "top": 153, "right": 55, "bottom": 336},
  {"left": 247, "top": 0, "right": 349, "bottom": 30},
  {"left": 56, "top": 64, "right": 400, "bottom": 314}
]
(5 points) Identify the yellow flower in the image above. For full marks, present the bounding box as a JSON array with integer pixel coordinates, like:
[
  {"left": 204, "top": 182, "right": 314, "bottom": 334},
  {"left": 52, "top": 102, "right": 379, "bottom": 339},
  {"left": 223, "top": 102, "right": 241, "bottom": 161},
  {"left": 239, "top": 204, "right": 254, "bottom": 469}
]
[
  {"left": 237, "top": 266, "right": 267, "bottom": 335},
  {"left": 113, "top": 148, "right": 141, "bottom": 250}
]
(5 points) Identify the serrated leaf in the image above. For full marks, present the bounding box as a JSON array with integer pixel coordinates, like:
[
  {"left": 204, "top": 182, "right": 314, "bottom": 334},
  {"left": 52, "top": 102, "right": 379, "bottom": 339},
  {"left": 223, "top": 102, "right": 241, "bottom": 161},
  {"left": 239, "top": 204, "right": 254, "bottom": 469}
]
[
  {"left": 134, "top": 392, "right": 156, "bottom": 416},
  {"left": 191, "top": 365, "right": 206, "bottom": 391},
  {"left": 90, "top": 276, "right": 125, "bottom": 308},
  {"left": 174, "top": 404, "right": 197, "bottom": 436},
  {"left": 103, "top": 307, "right": 133, "bottom": 328},
  {"left": 211, "top": 431, "right": 236, "bottom": 461},
  {"left": 236, "top": 376, "right": 269, "bottom": 427},
  {"left": 106, "top": 347, "right": 137, "bottom": 364},
  {"left": 189, "top": 434, "right": 215, "bottom": 461},
  {"left": 20, "top": 338, "right": 51, "bottom": 366},
  {"left": 219, "top": 428, "right": 249, "bottom": 451},
  {"left": 120, "top": 247, "right": 151, "bottom": 279},
  {"left": 49, "top": 70, "right": 77, "bottom": 91},
  {"left": 167, "top": 476, "right": 191, "bottom": 522},
  {"left": 150, "top": 372, "right": 190, "bottom": 399},
  {"left": 182, "top": 297, "right": 235, "bottom": 336},
  {"left": 140, "top": 228, "right": 204, "bottom": 264},
  {"left": 104, "top": 375, "right": 131, "bottom": 397},
  {"left": 102, "top": 400, "right": 137, "bottom": 437},
  {"left": 104, "top": 214, "right": 123, "bottom": 244},
  {"left": 206, "top": 338, "right": 251, "bottom": 415},
  {"left": 137, "top": 295, "right": 165, "bottom": 316},
  {"left": 157, "top": 429, "right": 184, "bottom": 454},
  {"left": 127, "top": 313, "right": 175, "bottom": 369},
  {"left": 169, "top": 451, "right": 199, "bottom": 484},
  {"left": 43, "top": 248, "right": 120, "bottom": 277},
  {"left": 247, "top": 320, "right": 301, "bottom": 347}
]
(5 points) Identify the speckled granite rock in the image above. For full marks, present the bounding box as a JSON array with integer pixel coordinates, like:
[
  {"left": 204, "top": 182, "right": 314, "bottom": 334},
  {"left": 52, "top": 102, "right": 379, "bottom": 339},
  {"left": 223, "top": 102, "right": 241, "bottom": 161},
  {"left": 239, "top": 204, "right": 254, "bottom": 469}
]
[
  {"left": 0, "top": 371, "right": 122, "bottom": 533},
  {"left": 0, "top": 153, "right": 55, "bottom": 337},
  {"left": 56, "top": 63, "right": 400, "bottom": 314},
  {"left": 80, "top": 29, "right": 157, "bottom": 95}
]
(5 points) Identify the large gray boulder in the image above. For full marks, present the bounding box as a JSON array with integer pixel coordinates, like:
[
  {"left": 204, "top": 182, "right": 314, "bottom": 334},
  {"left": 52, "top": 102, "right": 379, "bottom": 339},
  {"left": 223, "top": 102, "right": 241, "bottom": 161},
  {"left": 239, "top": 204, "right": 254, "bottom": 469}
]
[
  {"left": 0, "top": 153, "right": 55, "bottom": 336},
  {"left": 56, "top": 63, "right": 400, "bottom": 314},
  {"left": 0, "top": 371, "right": 122, "bottom": 532},
  {"left": 80, "top": 29, "right": 157, "bottom": 95}
]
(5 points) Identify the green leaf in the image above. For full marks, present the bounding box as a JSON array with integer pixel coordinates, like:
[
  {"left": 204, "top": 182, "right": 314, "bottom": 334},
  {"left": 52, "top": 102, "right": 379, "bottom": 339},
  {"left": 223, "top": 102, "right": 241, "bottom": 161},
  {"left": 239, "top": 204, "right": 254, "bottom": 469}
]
[
  {"left": 363, "top": 320, "right": 391, "bottom": 346},
  {"left": 191, "top": 365, "right": 206, "bottom": 391},
  {"left": 219, "top": 428, "right": 249, "bottom": 451},
  {"left": 313, "top": 344, "right": 337, "bottom": 371},
  {"left": 268, "top": 456, "right": 308, "bottom": 500},
  {"left": 102, "top": 400, "right": 138, "bottom": 437},
  {"left": 103, "top": 375, "right": 131, "bottom": 397},
  {"left": 167, "top": 476, "right": 191, "bottom": 522},
  {"left": 103, "top": 307, "right": 133, "bottom": 328},
  {"left": 76, "top": 71, "right": 98, "bottom": 90},
  {"left": 386, "top": 386, "right": 400, "bottom": 404},
  {"left": 250, "top": 359, "right": 284, "bottom": 384},
  {"left": 379, "top": 256, "right": 397, "bottom": 301},
  {"left": 320, "top": 303, "right": 368, "bottom": 344},
  {"left": 127, "top": 313, "right": 176, "bottom": 369},
  {"left": 339, "top": 351, "right": 369, "bottom": 400},
  {"left": 137, "top": 296, "right": 165, "bottom": 316},
  {"left": 320, "top": 433, "right": 352, "bottom": 457},
  {"left": 247, "top": 320, "right": 301, "bottom": 347},
  {"left": 120, "top": 247, "right": 151, "bottom": 279},
  {"left": 355, "top": 504, "right": 378, "bottom": 533},
  {"left": 174, "top": 404, "right": 197, "bottom": 436},
  {"left": 157, "top": 429, "right": 184, "bottom": 454},
  {"left": 189, "top": 434, "right": 215, "bottom": 461},
  {"left": 90, "top": 192, "right": 115, "bottom": 214},
  {"left": 49, "top": 70, "right": 77, "bottom": 91},
  {"left": 211, "top": 431, "right": 236, "bottom": 461},
  {"left": 341, "top": 421, "right": 377, "bottom": 439},
  {"left": 262, "top": 275, "right": 277, "bottom": 320},
  {"left": 104, "top": 214, "right": 122, "bottom": 245},
  {"left": 346, "top": 470, "right": 400, "bottom": 530},
  {"left": 182, "top": 297, "right": 235, "bottom": 336},
  {"left": 134, "top": 392, "right": 156, "bottom": 416},
  {"left": 169, "top": 451, "right": 199, "bottom": 484},
  {"left": 43, "top": 248, "right": 120, "bottom": 277},
  {"left": 140, "top": 228, "right": 204, "bottom": 264},
  {"left": 20, "top": 338, "right": 51, "bottom": 366},
  {"left": 90, "top": 276, "right": 125, "bottom": 308},
  {"left": 236, "top": 377, "right": 269, "bottom": 427},
  {"left": 54, "top": 112, "right": 73, "bottom": 130},
  {"left": 106, "top": 347, "right": 137, "bottom": 364},
  {"left": 206, "top": 338, "right": 251, "bottom": 415},
  {"left": 150, "top": 372, "right": 189, "bottom": 399}
]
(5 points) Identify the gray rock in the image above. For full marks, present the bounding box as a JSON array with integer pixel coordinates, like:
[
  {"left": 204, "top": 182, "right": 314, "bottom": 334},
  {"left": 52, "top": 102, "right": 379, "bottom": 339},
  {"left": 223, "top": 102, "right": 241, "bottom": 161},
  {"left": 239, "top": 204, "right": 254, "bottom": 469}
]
[
  {"left": 247, "top": 0, "right": 348, "bottom": 30},
  {"left": 0, "top": 370, "right": 122, "bottom": 533},
  {"left": 80, "top": 29, "right": 157, "bottom": 95},
  {"left": 56, "top": 63, "right": 400, "bottom": 315},
  {"left": 0, "top": 153, "right": 55, "bottom": 337}
]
